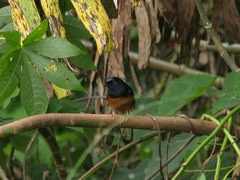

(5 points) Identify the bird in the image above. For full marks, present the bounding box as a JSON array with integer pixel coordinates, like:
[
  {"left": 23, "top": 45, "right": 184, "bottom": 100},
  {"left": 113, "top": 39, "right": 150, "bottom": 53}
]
[
  {"left": 105, "top": 77, "right": 135, "bottom": 144},
  {"left": 105, "top": 77, "right": 135, "bottom": 114}
]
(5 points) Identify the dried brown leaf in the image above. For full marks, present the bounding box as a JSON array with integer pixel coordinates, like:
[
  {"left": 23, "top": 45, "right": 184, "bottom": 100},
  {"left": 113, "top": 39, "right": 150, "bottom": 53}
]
[
  {"left": 211, "top": 0, "right": 223, "bottom": 36},
  {"left": 176, "top": 0, "right": 195, "bottom": 43},
  {"left": 146, "top": 1, "right": 161, "bottom": 43},
  {"left": 222, "top": 0, "right": 240, "bottom": 43},
  {"left": 135, "top": 3, "right": 151, "bottom": 69},
  {"left": 107, "top": 0, "right": 132, "bottom": 79},
  {"left": 158, "top": 0, "right": 176, "bottom": 25}
]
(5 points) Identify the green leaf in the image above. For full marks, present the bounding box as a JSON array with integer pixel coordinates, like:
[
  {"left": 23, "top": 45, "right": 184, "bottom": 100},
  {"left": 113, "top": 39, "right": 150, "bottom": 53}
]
[
  {"left": 2, "top": 87, "right": 19, "bottom": 109},
  {"left": 0, "top": 41, "right": 9, "bottom": 55},
  {"left": 24, "top": 48, "right": 85, "bottom": 91},
  {"left": 64, "top": 16, "right": 91, "bottom": 39},
  {"left": 0, "top": 22, "right": 15, "bottom": 32},
  {"left": 0, "top": 31, "right": 21, "bottom": 47},
  {"left": 64, "top": 16, "right": 95, "bottom": 70},
  {"left": 145, "top": 133, "right": 201, "bottom": 177},
  {"left": 158, "top": 74, "right": 216, "bottom": 116},
  {"left": 0, "top": 46, "right": 20, "bottom": 64},
  {"left": 198, "top": 173, "right": 206, "bottom": 180},
  {"left": 38, "top": 136, "right": 52, "bottom": 167},
  {"left": 213, "top": 72, "right": 240, "bottom": 110},
  {"left": 68, "top": 39, "right": 96, "bottom": 70},
  {"left": 0, "top": 96, "right": 28, "bottom": 121},
  {"left": 20, "top": 54, "right": 48, "bottom": 115},
  {"left": 113, "top": 161, "right": 148, "bottom": 180},
  {"left": 0, "top": 50, "right": 21, "bottom": 105},
  {"left": 0, "top": 6, "right": 12, "bottom": 24},
  {"left": 27, "top": 36, "right": 85, "bottom": 58},
  {"left": 23, "top": 19, "right": 48, "bottom": 45}
]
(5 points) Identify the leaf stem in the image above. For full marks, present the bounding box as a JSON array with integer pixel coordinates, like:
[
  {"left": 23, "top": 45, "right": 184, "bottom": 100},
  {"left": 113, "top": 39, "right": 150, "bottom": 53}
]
[{"left": 172, "top": 105, "right": 240, "bottom": 180}]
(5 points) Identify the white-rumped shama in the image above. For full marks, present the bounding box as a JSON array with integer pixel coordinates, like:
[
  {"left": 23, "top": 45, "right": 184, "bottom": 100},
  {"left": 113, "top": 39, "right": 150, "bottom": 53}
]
[{"left": 105, "top": 77, "right": 135, "bottom": 113}]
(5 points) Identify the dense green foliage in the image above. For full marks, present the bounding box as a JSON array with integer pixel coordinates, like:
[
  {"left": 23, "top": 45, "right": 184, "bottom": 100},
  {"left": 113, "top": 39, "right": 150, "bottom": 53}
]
[{"left": 0, "top": 2, "right": 240, "bottom": 180}]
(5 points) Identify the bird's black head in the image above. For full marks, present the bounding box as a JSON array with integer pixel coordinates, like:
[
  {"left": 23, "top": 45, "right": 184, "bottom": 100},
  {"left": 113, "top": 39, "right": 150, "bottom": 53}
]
[
  {"left": 105, "top": 77, "right": 133, "bottom": 98},
  {"left": 105, "top": 77, "right": 125, "bottom": 89}
]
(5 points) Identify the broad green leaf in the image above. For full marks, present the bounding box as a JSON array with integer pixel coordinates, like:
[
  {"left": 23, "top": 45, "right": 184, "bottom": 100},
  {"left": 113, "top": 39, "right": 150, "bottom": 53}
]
[
  {"left": 27, "top": 37, "right": 85, "bottom": 58},
  {"left": 0, "top": 50, "right": 21, "bottom": 105},
  {"left": 24, "top": 48, "right": 84, "bottom": 91},
  {"left": 2, "top": 87, "right": 19, "bottom": 109},
  {"left": 0, "top": 41, "right": 9, "bottom": 55},
  {"left": 0, "top": 6, "right": 12, "bottom": 24},
  {"left": 64, "top": 16, "right": 91, "bottom": 39},
  {"left": 0, "top": 31, "right": 21, "bottom": 47},
  {"left": 20, "top": 54, "right": 48, "bottom": 115},
  {"left": 23, "top": 19, "right": 48, "bottom": 45},
  {"left": 68, "top": 38, "right": 96, "bottom": 71},
  {"left": 158, "top": 74, "right": 216, "bottom": 116},
  {"left": 0, "top": 46, "right": 20, "bottom": 64},
  {"left": 0, "top": 96, "right": 28, "bottom": 120},
  {"left": 213, "top": 72, "right": 240, "bottom": 110},
  {"left": 0, "top": 22, "right": 15, "bottom": 32}
]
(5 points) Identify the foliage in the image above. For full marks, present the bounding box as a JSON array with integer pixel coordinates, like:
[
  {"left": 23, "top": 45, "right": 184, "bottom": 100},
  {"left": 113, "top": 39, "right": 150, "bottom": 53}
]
[{"left": 0, "top": 0, "right": 240, "bottom": 180}]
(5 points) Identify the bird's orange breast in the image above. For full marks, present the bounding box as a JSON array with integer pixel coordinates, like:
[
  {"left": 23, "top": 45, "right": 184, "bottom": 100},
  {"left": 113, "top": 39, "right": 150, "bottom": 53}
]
[{"left": 107, "top": 96, "right": 135, "bottom": 112}]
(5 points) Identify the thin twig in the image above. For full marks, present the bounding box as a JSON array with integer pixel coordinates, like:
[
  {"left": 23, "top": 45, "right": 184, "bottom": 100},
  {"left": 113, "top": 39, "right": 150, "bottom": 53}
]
[
  {"left": 129, "top": 61, "right": 142, "bottom": 95},
  {"left": 74, "top": 96, "right": 106, "bottom": 103},
  {"left": 109, "top": 129, "right": 125, "bottom": 179},
  {"left": 195, "top": 0, "right": 239, "bottom": 71},
  {"left": 0, "top": 166, "right": 9, "bottom": 180},
  {"left": 200, "top": 137, "right": 218, "bottom": 176},
  {"left": 84, "top": 51, "right": 100, "bottom": 112},
  {"left": 23, "top": 131, "right": 38, "bottom": 180},
  {"left": 146, "top": 114, "right": 165, "bottom": 180},
  {"left": 79, "top": 132, "right": 160, "bottom": 179},
  {"left": 146, "top": 135, "right": 196, "bottom": 180},
  {"left": 7, "top": 147, "right": 15, "bottom": 180},
  {"left": 165, "top": 131, "right": 173, "bottom": 180}
]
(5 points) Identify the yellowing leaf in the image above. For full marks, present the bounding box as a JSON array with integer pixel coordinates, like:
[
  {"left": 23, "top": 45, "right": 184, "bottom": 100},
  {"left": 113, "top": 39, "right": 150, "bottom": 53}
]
[
  {"left": 131, "top": 0, "right": 141, "bottom": 6},
  {"left": 9, "top": 0, "right": 31, "bottom": 40},
  {"left": 71, "top": 0, "right": 116, "bottom": 54},
  {"left": 40, "top": 0, "right": 66, "bottom": 38},
  {"left": 52, "top": 84, "right": 71, "bottom": 100},
  {"left": 44, "top": 65, "right": 57, "bottom": 72}
]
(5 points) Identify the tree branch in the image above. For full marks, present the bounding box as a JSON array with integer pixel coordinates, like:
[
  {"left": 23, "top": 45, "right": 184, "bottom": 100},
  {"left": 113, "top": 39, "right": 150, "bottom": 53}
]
[
  {"left": 0, "top": 113, "right": 239, "bottom": 139},
  {"left": 195, "top": 0, "right": 239, "bottom": 71},
  {"left": 82, "top": 40, "right": 224, "bottom": 88}
]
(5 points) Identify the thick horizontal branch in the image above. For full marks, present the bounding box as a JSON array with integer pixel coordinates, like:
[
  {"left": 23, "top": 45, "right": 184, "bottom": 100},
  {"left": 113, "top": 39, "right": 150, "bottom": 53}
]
[{"left": 0, "top": 113, "right": 239, "bottom": 139}]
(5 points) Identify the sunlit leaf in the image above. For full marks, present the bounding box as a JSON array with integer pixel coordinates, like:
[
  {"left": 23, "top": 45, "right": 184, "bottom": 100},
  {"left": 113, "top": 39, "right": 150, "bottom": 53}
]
[{"left": 23, "top": 19, "right": 48, "bottom": 45}]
